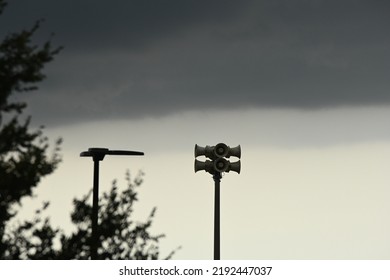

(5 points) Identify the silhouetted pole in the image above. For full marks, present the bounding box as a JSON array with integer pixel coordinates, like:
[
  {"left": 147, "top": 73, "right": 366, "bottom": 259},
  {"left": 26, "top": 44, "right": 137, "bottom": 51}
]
[
  {"left": 213, "top": 172, "right": 221, "bottom": 260},
  {"left": 91, "top": 158, "right": 100, "bottom": 260},
  {"left": 80, "top": 148, "right": 144, "bottom": 260}
]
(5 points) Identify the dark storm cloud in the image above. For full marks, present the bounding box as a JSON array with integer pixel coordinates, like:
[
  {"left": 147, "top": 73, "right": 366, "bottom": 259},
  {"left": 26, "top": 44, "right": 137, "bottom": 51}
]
[
  {"left": 2, "top": 0, "right": 390, "bottom": 125},
  {"left": 2, "top": 0, "right": 246, "bottom": 50}
]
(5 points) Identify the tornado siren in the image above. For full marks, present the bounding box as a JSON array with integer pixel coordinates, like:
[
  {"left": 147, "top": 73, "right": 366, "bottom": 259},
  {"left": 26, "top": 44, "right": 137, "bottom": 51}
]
[{"left": 194, "top": 143, "right": 241, "bottom": 174}]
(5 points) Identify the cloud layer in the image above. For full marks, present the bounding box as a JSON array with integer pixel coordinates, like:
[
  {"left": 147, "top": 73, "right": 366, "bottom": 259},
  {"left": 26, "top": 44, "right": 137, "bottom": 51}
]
[{"left": 2, "top": 0, "right": 390, "bottom": 125}]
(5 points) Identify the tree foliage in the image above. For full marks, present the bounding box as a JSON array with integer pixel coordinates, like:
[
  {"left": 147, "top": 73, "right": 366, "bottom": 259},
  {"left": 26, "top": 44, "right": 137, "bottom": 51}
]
[
  {"left": 0, "top": 0, "right": 62, "bottom": 257},
  {"left": 3, "top": 171, "right": 173, "bottom": 260}
]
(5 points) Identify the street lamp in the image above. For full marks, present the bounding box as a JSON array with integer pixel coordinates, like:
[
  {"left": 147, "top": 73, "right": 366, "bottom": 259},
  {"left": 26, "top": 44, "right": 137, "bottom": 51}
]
[
  {"left": 194, "top": 143, "right": 241, "bottom": 260},
  {"left": 80, "top": 147, "right": 144, "bottom": 260}
]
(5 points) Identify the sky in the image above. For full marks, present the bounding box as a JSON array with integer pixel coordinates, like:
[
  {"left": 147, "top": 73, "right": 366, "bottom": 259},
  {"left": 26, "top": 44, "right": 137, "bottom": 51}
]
[{"left": 2, "top": 0, "right": 390, "bottom": 259}]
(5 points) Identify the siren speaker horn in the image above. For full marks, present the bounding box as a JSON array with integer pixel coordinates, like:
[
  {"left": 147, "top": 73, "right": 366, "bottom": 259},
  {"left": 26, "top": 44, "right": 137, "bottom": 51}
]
[
  {"left": 214, "top": 143, "right": 229, "bottom": 158},
  {"left": 194, "top": 159, "right": 214, "bottom": 173},
  {"left": 227, "top": 160, "right": 241, "bottom": 174},
  {"left": 213, "top": 158, "right": 229, "bottom": 173},
  {"left": 194, "top": 159, "right": 204, "bottom": 172},
  {"left": 227, "top": 145, "right": 241, "bottom": 158},
  {"left": 195, "top": 144, "right": 216, "bottom": 158},
  {"left": 194, "top": 144, "right": 206, "bottom": 158}
]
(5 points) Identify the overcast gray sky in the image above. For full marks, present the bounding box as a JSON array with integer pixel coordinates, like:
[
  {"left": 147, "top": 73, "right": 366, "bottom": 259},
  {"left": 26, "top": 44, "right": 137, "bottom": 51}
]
[
  {"left": 2, "top": 0, "right": 390, "bottom": 125},
  {"left": 3, "top": 1, "right": 390, "bottom": 260}
]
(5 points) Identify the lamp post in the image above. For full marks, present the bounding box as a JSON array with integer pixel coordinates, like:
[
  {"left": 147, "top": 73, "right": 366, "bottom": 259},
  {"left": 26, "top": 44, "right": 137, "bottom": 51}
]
[
  {"left": 194, "top": 143, "right": 241, "bottom": 260},
  {"left": 80, "top": 147, "right": 144, "bottom": 260}
]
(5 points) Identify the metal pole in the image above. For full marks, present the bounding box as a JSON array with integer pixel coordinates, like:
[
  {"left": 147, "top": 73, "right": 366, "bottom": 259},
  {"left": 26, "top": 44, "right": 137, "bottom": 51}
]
[
  {"left": 91, "top": 159, "right": 99, "bottom": 260},
  {"left": 80, "top": 148, "right": 144, "bottom": 260},
  {"left": 213, "top": 172, "right": 221, "bottom": 260}
]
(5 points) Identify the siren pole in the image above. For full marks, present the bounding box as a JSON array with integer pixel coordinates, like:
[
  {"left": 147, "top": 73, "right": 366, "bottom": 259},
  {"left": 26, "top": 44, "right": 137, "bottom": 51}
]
[{"left": 213, "top": 172, "right": 221, "bottom": 260}]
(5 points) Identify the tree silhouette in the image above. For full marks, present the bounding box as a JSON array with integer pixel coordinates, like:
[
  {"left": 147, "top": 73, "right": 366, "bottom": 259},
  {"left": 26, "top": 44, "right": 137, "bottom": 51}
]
[
  {"left": 4, "top": 171, "right": 175, "bottom": 260},
  {"left": 0, "top": 0, "right": 62, "bottom": 257}
]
